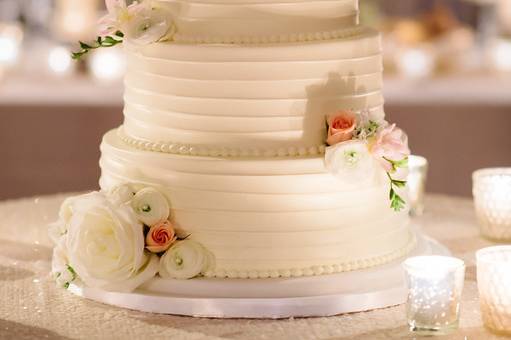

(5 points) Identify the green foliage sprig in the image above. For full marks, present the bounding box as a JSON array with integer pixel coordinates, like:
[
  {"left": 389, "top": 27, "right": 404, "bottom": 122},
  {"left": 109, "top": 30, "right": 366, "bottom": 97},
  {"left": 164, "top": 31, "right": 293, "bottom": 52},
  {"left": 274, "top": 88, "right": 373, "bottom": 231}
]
[
  {"left": 72, "top": 31, "right": 125, "bottom": 60},
  {"left": 354, "top": 120, "right": 380, "bottom": 140},
  {"left": 385, "top": 156, "right": 409, "bottom": 212},
  {"left": 387, "top": 172, "right": 407, "bottom": 212}
]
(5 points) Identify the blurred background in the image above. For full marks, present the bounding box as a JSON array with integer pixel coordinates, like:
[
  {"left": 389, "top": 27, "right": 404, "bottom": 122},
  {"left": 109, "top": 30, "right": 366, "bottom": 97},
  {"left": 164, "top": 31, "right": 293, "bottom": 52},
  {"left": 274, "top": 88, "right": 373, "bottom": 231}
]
[{"left": 0, "top": 0, "right": 510, "bottom": 200}]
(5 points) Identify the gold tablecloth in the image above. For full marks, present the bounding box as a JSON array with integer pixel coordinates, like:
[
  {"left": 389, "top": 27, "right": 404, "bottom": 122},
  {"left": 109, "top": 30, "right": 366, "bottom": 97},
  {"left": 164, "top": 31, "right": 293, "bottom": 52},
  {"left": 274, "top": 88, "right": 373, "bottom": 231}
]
[{"left": 0, "top": 193, "right": 508, "bottom": 340}]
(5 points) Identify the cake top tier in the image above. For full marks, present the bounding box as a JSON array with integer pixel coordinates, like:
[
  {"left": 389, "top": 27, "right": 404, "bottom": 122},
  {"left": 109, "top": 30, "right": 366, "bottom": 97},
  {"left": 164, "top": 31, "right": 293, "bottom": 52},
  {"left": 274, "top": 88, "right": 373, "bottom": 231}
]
[{"left": 158, "top": 0, "right": 359, "bottom": 42}]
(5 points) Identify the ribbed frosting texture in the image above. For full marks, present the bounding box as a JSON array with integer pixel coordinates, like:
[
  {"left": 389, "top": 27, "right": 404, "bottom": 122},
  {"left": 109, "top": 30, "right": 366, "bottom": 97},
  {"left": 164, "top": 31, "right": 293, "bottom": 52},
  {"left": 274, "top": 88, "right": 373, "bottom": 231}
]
[
  {"left": 159, "top": 0, "right": 359, "bottom": 39},
  {"left": 122, "top": 27, "right": 385, "bottom": 153},
  {"left": 100, "top": 130, "right": 415, "bottom": 278}
]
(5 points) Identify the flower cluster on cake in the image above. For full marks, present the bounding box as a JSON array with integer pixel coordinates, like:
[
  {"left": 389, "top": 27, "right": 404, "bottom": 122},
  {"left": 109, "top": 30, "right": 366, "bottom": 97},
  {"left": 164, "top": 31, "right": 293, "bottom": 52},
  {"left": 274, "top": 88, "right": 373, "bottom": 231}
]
[
  {"left": 50, "top": 185, "right": 214, "bottom": 292},
  {"left": 324, "top": 109, "right": 410, "bottom": 211}
]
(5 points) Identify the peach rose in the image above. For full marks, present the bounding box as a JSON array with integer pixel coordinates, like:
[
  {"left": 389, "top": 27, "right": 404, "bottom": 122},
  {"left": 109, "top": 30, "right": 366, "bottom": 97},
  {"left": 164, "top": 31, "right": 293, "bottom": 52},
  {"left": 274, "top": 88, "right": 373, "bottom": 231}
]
[
  {"left": 145, "top": 221, "right": 177, "bottom": 253},
  {"left": 370, "top": 124, "right": 410, "bottom": 172},
  {"left": 326, "top": 110, "right": 357, "bottom": 146}
]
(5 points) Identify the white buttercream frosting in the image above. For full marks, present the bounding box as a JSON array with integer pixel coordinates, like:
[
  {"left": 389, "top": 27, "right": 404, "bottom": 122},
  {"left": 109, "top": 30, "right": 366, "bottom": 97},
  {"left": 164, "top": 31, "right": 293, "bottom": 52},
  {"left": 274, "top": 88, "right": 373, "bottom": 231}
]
[
  {"left": 92, "top": 1, "right": 416, "bottom": 280},
  {"left": 122, "top": 27, "right": 384, "bottom": 153},
  {"left": 99, "top": 130, "right": 415, "bottom": 278},
  {"left": 158, "top": 0, "right": 359, "bottom": 40}
]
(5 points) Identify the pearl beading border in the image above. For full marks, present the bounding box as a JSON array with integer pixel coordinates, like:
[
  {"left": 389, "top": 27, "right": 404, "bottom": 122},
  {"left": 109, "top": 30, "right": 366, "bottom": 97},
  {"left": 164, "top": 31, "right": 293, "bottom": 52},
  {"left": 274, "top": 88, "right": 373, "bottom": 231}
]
[
  {"left": 173, "top": 26, "right": 367, "bottom": 45},
  {"left": 117, "top": 127, "right": 326, "bottom": 158},
  {"left": 203, "top": 233, "right": 417, "bottom": 279}
]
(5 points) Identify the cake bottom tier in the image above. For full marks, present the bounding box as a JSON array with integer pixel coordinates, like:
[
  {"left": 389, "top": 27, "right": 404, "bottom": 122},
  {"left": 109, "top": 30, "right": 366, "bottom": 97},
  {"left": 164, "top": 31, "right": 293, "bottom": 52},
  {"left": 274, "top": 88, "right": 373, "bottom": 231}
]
[{"left": 99, "top": 129, "right": 416, "bottom": 279}]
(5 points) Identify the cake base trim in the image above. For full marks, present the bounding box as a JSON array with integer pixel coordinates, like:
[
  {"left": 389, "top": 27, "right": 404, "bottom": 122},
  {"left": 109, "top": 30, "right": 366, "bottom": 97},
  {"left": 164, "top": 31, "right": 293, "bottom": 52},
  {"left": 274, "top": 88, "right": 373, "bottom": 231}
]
[
  {"left": 203, "top": 230, "right": 417, "bottom": 279},
  {"left": 67, "top": 230, "right": 447, "bottom": 318}
]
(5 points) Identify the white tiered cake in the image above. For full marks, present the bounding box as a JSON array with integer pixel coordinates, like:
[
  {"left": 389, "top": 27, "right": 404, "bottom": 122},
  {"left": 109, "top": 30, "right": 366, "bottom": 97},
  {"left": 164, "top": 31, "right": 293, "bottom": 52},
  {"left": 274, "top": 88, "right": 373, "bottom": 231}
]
[{"left": 50, "top": 0, "right": 417, "bottom": 315}]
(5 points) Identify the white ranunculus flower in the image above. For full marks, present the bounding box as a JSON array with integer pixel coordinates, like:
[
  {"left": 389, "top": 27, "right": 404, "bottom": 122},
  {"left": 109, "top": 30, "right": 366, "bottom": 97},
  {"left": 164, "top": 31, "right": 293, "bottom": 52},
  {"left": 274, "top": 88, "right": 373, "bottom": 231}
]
[
  {"left": 66, "top": 192, "right": 158, "bottom": 292},
  {"left": 107, "top": 183, "right": 137, "bottom": 205},
  {"left": 324, "top": 140, "right": 376, "bottom": 183},
  {"left": 131, "top": 187, "right": 170, "bottom": 226},
  {"left": 123, "top": 3, "right": 175, "bottom": 45},
  {"left": 159, "top": 240, "right": 214, "bottom": 280}
]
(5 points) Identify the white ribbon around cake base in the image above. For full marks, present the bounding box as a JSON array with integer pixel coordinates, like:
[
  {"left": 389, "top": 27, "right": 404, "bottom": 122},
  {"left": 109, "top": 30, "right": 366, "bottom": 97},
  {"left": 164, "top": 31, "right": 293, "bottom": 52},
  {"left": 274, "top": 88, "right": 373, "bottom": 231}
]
[{"left": 68, "top": 230, "right": 449, "bottom": 319}]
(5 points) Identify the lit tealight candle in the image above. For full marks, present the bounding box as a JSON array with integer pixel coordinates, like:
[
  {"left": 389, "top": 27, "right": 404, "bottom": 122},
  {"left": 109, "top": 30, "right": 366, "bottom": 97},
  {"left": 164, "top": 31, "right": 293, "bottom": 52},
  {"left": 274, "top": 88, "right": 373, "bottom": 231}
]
[
  {"left": 473, "top": 168, "right": 511, "bottom": 241},
  {"left": 403, "top": 256, "right": 465, "bottom": 335},
  {"left": 407, "top": 155, "right": 428, "bottom": 216},
  {"left": 477, "top": 246, "right": 511, "bottom": 335}
]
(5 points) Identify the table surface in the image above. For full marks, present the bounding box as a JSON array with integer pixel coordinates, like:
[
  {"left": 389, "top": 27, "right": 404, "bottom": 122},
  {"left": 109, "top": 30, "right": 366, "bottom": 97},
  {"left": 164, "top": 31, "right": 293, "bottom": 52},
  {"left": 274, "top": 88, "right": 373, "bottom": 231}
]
[{"left": 0, "top": 193, "right": 508, "bottom": 340}]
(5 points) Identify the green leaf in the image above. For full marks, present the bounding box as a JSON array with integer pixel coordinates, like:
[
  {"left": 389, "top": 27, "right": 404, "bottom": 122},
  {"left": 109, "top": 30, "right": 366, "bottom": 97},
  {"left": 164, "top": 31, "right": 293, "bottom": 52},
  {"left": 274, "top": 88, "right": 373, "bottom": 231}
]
[
  {"left": 393, "top": 157, "right": 409, "bottom": 169},
  {"left": 66, "top": 264, "right": 77, "bottom": 281},
  {"left": 392, "top": 179, "right": 407, "bottom": 188},
  {"left": 387, "top": 171, "right": 407, "bottom": 212},
  {"left": 103, "top": 36, "right": 118, "bottom": 45},
  {"left": 71, "top": 52, "right": 83, "bottom": 60},
  {"left": 71, "top": 34, "right": 124, "bottom": 60},
  {"left": 79, "top": 41, "right": 92, "bottom": 49},
  {"left": 390, "top": 192, "right": 406, "bottom": 212},
  {"left": 383, "top": 156, "right": 409, "bottom": 172}
]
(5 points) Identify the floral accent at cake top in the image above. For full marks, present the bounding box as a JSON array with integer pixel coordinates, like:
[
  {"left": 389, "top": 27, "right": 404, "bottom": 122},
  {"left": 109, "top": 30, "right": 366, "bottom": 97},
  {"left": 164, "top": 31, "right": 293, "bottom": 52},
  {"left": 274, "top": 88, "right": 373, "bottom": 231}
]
[
  {"left": 72, "top": 0, "right": 175, "bottom": 60},
  {"left": 49, "top": 183, "right": 214, "bottom": 293},
  {"left": 324, "top": 109, "right": 410, "bottom": 212}
]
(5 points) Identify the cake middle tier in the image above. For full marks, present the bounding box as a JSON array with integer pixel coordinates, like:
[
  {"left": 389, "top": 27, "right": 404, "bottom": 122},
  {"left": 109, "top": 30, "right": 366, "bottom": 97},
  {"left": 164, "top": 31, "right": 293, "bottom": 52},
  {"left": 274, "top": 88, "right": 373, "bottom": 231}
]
[
  {"left": 100, "top": 129, "right": 415, "bottom": 279},
  {"left": 122, "top": 27, "right": 384, "bottom": 156}
]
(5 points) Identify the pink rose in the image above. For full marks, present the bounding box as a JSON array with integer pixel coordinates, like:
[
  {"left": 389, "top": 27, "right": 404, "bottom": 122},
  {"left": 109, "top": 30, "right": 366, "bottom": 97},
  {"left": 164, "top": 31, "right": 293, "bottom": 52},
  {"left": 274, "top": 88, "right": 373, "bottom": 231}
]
[
  {"left": 326, "top": 110, "right": 357, "bottom": 146},
  {"left": 371, "top": 124, "right": 410, "bottom": 172},
  {"left": 145, "top": 221, "right": 177, "bottom": 253}
]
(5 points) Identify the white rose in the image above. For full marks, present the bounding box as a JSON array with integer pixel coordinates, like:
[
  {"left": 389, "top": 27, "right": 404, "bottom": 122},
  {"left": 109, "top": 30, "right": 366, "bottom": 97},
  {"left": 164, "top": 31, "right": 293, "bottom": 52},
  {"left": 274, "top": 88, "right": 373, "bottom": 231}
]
[
  {"left": 51, "top": 237, "right": 76, "bottom": 289},
  {"left": 58, "top": 196, "right": 78, "bottom": 223},
  {"left": 51, "top": 236, "right": 68, "bottom": 276},
  {"left": 49, "top": 193, "right": 93, "bottom": 244},
  {"left": 48, "top": 221, "right": 66, "bottom": 245},
  {"left": 123, "top": 3, "right": 175, "bottom": 45},
  {"left": 107, "top": 183, "right": 137, "bottom": 205},
  {"left": 324, "top": 140, "right": 376, "bottom": 183},
  {"left": 55, "top": 265, "right": 76, "bottom": 289},
  {"left": 159, "top": 240, "right": 214, "bottom": 280},
  {"left": 66, "top": 192, "right": 158, "bottom": 292},
  {"left": 131, "top": 187, "right": 170, "bottom": 226}
]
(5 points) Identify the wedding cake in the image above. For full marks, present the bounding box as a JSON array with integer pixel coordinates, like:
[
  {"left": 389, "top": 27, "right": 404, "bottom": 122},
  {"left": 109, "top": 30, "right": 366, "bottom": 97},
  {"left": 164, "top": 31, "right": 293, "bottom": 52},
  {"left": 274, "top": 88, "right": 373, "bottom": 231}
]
[{"left": 50, "top": 0, "right": 415, "bottom": 296}]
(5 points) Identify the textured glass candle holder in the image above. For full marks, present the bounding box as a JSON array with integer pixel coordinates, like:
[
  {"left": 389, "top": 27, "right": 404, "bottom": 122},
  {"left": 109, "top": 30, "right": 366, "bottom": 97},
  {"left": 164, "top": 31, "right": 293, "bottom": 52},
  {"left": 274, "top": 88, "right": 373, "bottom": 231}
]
[
  {"left": 407, "top": 155, "right": 428, "bottom": 216},
  {"left": 477, "top": 246, "right": 511, "bottom": 335},
  {"left": 473, "top": 168, "right": 511, "bottom": 241},
  {"left": 403, "top": 256, "right": 465, "bottom": 335}
]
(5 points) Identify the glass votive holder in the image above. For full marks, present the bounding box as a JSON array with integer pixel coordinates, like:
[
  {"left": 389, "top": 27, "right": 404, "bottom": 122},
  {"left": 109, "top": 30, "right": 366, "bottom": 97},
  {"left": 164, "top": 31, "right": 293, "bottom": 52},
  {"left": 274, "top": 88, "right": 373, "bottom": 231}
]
[
  {"left": 403, "top": 256, "right": 465, "bottom": 335},
  {"left": 473, "top": 168, "right": 511, "bottom": 241},
  {"left": 407, "top": 155, "right": 429, "bottom": 216},
  {"left": 477, "top": 246, "right": 511, "bottom": 335}
]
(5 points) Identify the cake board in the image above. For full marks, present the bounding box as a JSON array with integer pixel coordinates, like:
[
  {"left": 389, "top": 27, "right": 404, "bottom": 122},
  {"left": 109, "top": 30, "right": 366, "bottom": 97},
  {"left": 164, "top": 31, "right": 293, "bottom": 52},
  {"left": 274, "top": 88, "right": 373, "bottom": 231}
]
[{"left": 68, "top": 228, "right": 449, "bottom": 319}]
